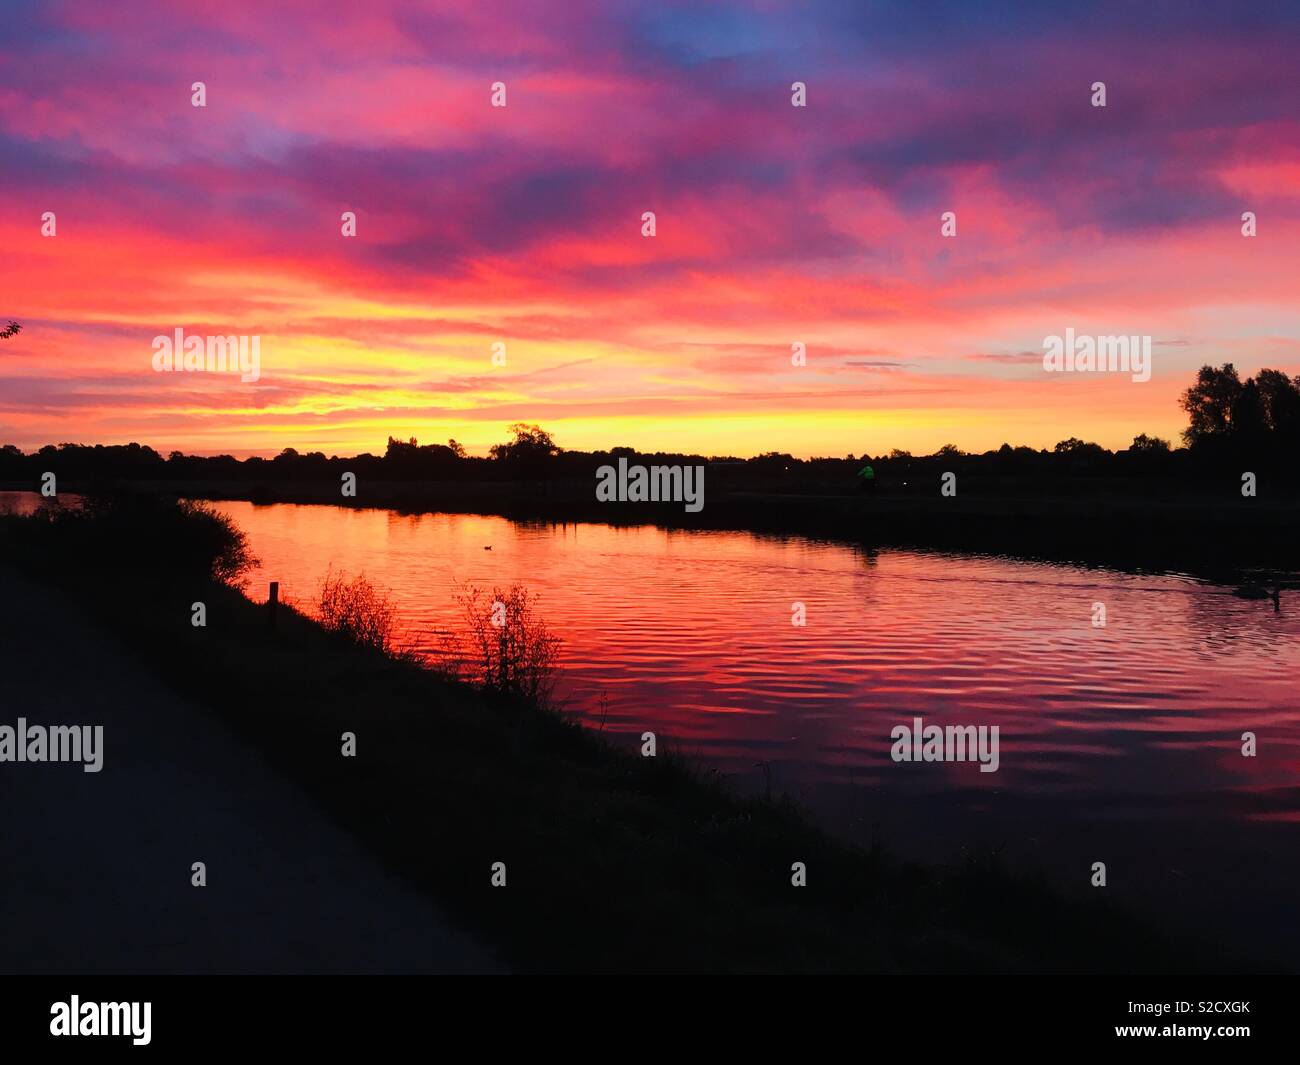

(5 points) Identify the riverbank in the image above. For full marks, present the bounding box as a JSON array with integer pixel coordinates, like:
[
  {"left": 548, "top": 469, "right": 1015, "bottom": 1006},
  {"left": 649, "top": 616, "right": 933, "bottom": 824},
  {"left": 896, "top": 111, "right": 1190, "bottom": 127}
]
[
  {"left": 19, "top": 475, "right": 1299, "bottom": 580},
  {"left": 0, "top": 498, "right": 1266, "bottom": 972}
]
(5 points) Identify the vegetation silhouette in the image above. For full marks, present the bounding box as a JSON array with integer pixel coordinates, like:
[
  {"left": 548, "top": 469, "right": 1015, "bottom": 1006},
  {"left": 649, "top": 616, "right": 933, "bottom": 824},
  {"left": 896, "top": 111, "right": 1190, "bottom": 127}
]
[
  {"left": 4, "top": 367, "right": 1298, "bottom": 488},
  {"left": 440, "top": 583, "right": 561, "bottom": 709},
  {"left": 317, "top": 570, "right": 405, "bottom": 657}
]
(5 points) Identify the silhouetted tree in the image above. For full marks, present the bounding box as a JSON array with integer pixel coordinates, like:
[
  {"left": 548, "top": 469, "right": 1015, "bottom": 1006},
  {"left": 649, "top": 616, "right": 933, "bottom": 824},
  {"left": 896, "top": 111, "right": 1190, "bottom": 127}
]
[
  {"left": 1130, "top": 433, "right": 1171, "bottom": 452},
  {"left": 1180, "top": 364, "right": 1242, "bottom": 445},
  {"left": 1053, "top": 437, "right": 1093, "bottom": 454},
  {"left": 489, "top": 423, "right": 560, "bottom": 465},
  {"left": 1229, "top": 377, "right": 1268, "bottom": 450},
  {"left": 0, "top": 321, "right": 20, "bottom": 340},
  {"left": 1254, "top": 368, "right": 1300, "bottom": 442},
  {"left": 384, "top": 435, "right": 463, "bottom": 476}
]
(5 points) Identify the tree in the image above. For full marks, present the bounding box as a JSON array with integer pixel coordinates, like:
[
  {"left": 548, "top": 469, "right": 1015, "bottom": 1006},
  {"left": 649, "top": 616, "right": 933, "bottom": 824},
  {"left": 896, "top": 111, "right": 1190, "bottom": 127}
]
[
  {"left": 1229, "top": 377, "right": 1268, "bottom": 448},
  {"left": 1253, "top": 368, "right": 1300, "bottom": 440},
  {"left": 385, "top": 436, "right": 418, "bottom": 460},
  {"left": 1053, "top": 437, "right": 1107, "bottom": 463},
  {"left": 0, "top": 321, "right": 21, "bottom": 339},
  {"left": 385, "top": 435, "right": 463, "bottom": 475},
  {"left": 1180, "top": 364, "right": 1242, "bottom": 445},
  {"left": 489, "top": 423, "right": 559, "bottom": 464},
  {"left": 751, "top": 451, "right": 797, "bottom": 472},
  {"left": 1129, "top": 433, "right": 1171, "bottom": 453}
]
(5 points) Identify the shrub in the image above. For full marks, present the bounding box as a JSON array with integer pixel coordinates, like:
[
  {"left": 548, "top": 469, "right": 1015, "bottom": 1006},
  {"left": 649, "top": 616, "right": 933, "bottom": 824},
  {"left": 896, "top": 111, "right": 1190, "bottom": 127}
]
[
  {"left": 317, "top": 570, "right": 401, "bottom": 654},
  {"left": 0, "top": 494, "right": 257, "bottom": 585},
  {"left": 448, "top": 583, "right": 560, "bottom": 708},
  {"left": 175, "top": 499, "right": 259, "bottom": 584}
]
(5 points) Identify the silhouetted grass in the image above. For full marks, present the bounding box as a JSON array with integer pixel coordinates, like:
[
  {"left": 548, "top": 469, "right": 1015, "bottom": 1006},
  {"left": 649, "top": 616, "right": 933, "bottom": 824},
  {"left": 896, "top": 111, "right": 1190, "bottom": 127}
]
[{"left": 0, "top": 496, "right": 1262, "bottom": 973}]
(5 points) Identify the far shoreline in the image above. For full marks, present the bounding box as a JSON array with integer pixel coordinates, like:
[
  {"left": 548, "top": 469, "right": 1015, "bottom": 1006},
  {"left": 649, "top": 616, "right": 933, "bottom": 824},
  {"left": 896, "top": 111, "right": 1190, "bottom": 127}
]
[{"left": 8, "top": 476, "right": 1299, "bottom": 583}]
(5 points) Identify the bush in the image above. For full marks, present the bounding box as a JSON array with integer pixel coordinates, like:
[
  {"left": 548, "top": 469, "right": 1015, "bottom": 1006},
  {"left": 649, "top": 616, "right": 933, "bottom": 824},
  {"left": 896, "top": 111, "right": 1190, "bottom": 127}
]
[
  {"left": 0, "top": 494, "right": 257, "bottom": 585},
  {"left": 447, "top": 584, "right": 560, "bottom": 707},
  {"left": 175, "top": 499, "right": 259, "bottom": 584},
  {"left": 317, "top": 570, "right": 401, "bottom": 654}
]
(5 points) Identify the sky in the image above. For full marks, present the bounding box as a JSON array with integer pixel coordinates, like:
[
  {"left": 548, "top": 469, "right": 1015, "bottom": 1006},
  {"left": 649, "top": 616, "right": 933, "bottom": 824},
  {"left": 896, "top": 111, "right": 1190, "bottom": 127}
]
[{"left": 2, "top": 0, "right": 1299, "bottom": 458}]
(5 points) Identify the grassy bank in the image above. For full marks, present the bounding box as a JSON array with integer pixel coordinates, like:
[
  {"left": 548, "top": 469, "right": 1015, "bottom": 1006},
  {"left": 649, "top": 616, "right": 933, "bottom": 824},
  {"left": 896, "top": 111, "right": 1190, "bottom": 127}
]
[{"left": 0, "top": 496, "right": 1251, "bottom": 973}]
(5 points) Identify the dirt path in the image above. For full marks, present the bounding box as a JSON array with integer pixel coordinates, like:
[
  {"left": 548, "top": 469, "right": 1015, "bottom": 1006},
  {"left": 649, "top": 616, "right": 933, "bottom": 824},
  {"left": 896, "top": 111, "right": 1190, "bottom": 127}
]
[{"left": 0, "top": 567, "right": 503, "bottom": 974}]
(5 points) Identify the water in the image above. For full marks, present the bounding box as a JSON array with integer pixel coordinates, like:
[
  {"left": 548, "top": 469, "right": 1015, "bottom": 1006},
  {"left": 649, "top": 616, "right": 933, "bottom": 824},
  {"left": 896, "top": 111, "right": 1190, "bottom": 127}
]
[
  {"left": 6, "top": 492, "right": 1295, "bottom": 959},
  {"left": 212, "top": 501, "right": 1299, "bottom": 961},
  {"left": 0, "top": 492, "right": 58, "bottom": 517}
]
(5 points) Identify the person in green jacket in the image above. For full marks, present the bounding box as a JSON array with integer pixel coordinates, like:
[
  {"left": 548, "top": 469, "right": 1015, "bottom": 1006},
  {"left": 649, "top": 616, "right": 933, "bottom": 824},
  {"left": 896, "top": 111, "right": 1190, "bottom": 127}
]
[{"left": 857, "top": 463, "right": 876, "bottom": 495}]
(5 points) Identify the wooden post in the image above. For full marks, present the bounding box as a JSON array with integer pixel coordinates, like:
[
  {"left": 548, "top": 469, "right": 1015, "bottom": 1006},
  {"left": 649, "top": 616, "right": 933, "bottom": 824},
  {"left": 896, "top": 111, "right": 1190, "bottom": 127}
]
[{"left": 268, "top": 581, "right": 279, "bottom": 629}]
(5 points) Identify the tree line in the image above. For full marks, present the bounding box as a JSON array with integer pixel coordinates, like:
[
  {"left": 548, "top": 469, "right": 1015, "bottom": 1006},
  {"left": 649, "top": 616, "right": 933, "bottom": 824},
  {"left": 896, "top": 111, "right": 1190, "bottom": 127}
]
[{"left": 2, "top": 365, "right": 1298, "bottom": 488}]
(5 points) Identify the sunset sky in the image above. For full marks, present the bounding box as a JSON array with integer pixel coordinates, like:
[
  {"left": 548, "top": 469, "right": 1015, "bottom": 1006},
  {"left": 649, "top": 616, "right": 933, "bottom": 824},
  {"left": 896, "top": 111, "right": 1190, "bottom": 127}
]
[{"left": 2, "top": 0, "right": 1298, "bottom": 458}]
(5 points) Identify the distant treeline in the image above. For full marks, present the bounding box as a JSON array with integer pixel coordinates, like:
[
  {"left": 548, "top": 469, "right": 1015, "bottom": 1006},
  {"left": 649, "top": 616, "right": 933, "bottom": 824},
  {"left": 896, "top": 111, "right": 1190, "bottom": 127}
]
[{"left": 2, "top": 363, "right": 1298, "bottom": 489}]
